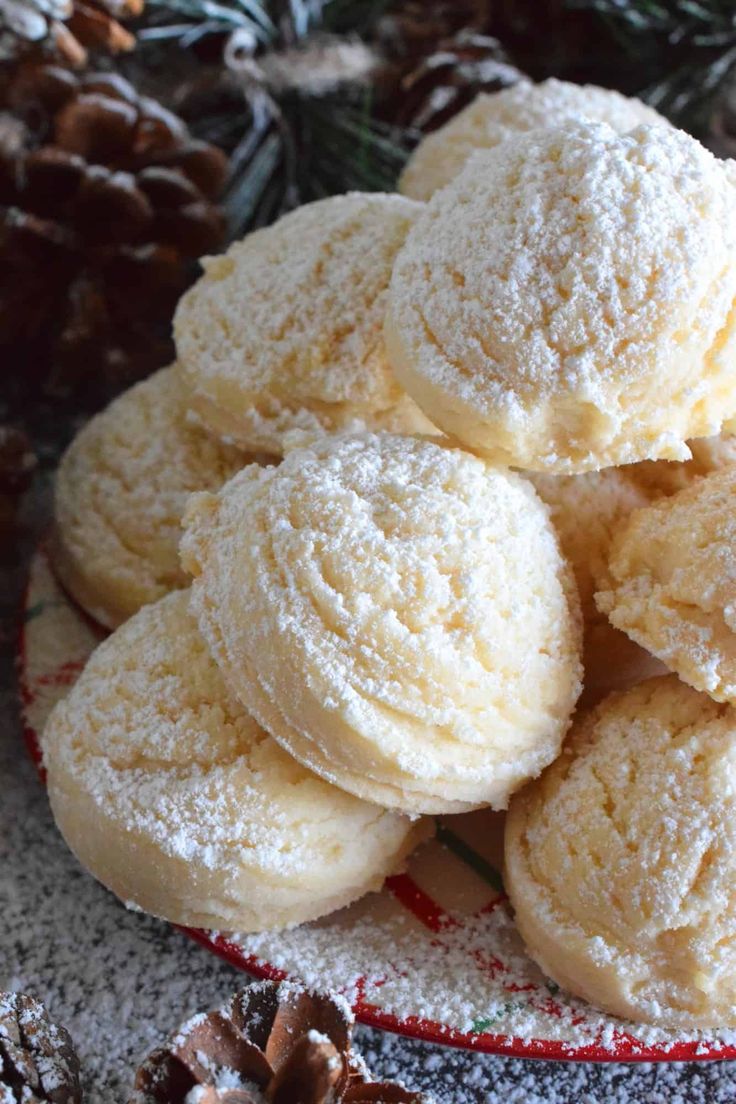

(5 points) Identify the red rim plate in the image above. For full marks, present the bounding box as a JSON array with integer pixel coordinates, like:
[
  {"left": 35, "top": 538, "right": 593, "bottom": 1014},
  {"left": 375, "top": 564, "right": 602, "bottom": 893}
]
[{"left": 18, "top": 547, "right": 736, "bottom": 1063}]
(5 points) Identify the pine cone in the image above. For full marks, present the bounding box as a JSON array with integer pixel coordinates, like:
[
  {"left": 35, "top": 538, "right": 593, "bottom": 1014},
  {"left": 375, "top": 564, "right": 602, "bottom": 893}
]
[
  {"left": 0, "top": 62, "right": 228, "bottom": 415},
  {"left": 0, "top": 0, "right": 141, "bottom": 67},
  {"left": 0, "top": 992, "right": 82, "bottom": 1103},
  {"left": 131, "top": 982, "right": 426, "bottom": 1104},
  {"left": 388, "top": 28, "right": 524, "bottom": 133}
]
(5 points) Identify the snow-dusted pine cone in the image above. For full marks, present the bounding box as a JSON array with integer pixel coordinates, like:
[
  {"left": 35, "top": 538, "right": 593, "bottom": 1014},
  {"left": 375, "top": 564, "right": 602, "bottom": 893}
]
[
  {"left": 132, "top": 981, "right": 427, "bottom": 1104},
  {"left": 0, "top": 991, "right": 82, "bottom": 1103}
]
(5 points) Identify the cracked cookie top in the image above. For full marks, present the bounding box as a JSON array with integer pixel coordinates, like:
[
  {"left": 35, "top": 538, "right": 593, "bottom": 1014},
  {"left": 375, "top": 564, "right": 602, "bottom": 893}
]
[
  {"left": 596, "top": 466, "right": 736, "bottom": 703},
  {"left": 386, "top": 121, "right": 736, "bottom": 472},
  {"left": 506, "top": 674, "right": 736, "bottom": 1028},
  {"left": 174, "top": 193, "right": 435, "bottom": 455},
  {"left": 181, "top": 431, "right": 582, "bottom": 814}
]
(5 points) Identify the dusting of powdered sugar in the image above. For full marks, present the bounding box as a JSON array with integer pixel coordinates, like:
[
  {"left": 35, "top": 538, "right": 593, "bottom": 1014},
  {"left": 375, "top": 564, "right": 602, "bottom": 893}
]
[
  {"left": 39, "top": 583, "right": 420, "bottom": 937},
  {"left": 173, "top": 193, "right": 434, "bottom": 455},
  {"left": 52, "top": 365, "right": 248, "bottom": 628},
  {"left": 229, "top": 900, "right": 736, "bottom": 1057}
]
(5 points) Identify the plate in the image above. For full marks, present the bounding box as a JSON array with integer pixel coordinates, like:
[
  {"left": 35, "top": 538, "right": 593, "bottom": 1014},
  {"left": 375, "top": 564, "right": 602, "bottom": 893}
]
[{"left": 19, "top": 548, "right": 736, "bottom": 1062}]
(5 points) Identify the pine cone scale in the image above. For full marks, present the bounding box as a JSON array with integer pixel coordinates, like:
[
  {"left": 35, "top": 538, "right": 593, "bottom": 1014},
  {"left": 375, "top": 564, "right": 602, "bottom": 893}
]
[
  {"left": 54, "top": 91, "right": 138, "bottom": 158},
  {"left": 136, "top": 165, "right": 201, "bottom": 207},
  {"left": 194, "top": 1090, "right": 262, "bottom": 1104},
  {"left": 262, "top": 990, "right": 352, "bottom": 1073},
  {"left": 267, "top": 1035, "right": 347, "bottom": 1104},
  {"left": 65, "top": 0, "right": 134, "bottom": 52},
  {"left": 22, "top": 146, "right": 86, "bottom": 214},
  {"left": 172, "top": 1012, "right": 274, "bottom": 1088}
]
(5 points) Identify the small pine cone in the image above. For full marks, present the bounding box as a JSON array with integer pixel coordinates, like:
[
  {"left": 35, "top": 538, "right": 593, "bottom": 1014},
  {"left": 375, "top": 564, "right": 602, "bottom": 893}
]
[
  {"left": 391, "top": 29, "right": 524, "bottom": 132},
  {"left": 131, "top": 981, "right": 426, "bottom": 1104},
  {"left": 0, "top": 62, "right": 228, "bottom": 414},
  {"left": 0, "top": 992, "right": 82, "bottom": 1103}
]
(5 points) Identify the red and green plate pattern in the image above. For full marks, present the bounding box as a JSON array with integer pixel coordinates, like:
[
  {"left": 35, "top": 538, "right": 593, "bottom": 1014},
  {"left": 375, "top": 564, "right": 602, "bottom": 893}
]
[{"left": 19, "top": 548, "right": 736, "bottom": 1063}]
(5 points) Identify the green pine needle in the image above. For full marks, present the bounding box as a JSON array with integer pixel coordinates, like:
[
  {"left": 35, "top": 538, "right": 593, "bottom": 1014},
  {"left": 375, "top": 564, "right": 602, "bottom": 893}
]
[
  {"left": 566, "top": 0, "right": 736, "bottom": 130},
  {"left": 134, "top": 0, "right": 412, "bottom": 237}
]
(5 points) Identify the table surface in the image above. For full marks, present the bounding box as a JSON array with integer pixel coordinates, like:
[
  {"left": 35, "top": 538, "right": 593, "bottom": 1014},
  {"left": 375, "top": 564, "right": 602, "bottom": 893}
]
[{"left": 3, "top": 481, "right": 736, "bottom": 1104}]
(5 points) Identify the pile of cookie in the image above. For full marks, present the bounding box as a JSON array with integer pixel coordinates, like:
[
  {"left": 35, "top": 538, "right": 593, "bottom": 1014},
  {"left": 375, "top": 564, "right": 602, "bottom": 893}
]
[{"left": 42, "top": 78, "right": 736, "bottom": 1032}]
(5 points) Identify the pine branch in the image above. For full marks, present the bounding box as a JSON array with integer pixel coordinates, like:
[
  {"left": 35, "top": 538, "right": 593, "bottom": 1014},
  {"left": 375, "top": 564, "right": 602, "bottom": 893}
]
[
  {"left": 566, "top": 0, "right": 736, "bottom": 131},
  {"left": 129, "top": 0, "right": 412, "bottom": 239},
  {"left": 140, "top": 0, "right": 387, "bottom": 41}
]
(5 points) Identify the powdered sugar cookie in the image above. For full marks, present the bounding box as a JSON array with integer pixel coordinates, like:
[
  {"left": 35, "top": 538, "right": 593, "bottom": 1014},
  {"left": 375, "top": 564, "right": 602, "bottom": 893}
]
[
  {"left": 174, "top": 194, "right": 435, "bottom": 455},
  {"left": 634, "top": 433, "right": 736, "bottom": 497},
  {"left": 43, "top": 590, "right": 427, "bottom": 932},
  {"left": 528, "top": 468, "right": 665, "bottom": 700},
  {"left": 399, "top": 79, "right": 668, "bottom": 202},
  {"left": 52, "top": 366, "right": 258, "bottom": 630},
  {"left": 596, "top": 468, "right": 736, "bottom": 704},
  {"left": 529, "top": 469, "right": 652, "bottom": 625},
  {"left": 506, "top": 675, "right": 736, "bottom": 1028},
  {"left": 386, "top": 122, "right": 736, "bottom": 473},
  {"left": 181, "top": 433, "right": 582, "bottom": 815}
]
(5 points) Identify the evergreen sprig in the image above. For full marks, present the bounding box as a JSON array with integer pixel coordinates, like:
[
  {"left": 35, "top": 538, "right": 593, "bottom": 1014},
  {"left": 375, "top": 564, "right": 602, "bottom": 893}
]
[
  {"left": 566, "top": 0, "right": 736, "bottom": 128},
  {"left": 134, "top": 0, "right": 407, "bottom": 236}
]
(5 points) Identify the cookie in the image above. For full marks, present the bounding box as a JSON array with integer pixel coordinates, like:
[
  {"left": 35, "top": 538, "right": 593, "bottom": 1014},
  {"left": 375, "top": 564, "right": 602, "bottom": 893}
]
[
  {"left": 634, "top": 433, "right": 736, "bottom": 497},
  {"left": 399, "top": 79, "right": 668, "bottom": 201},
  {"left": 596, "top": 467, "right": 736, "bottom": 704},
  {"left": 386, "top": 122, "right": 736, "bottom": 472},
  {"left": 174, "top": 193, "right": 435, "bottom": 455},
  {"left": 529, "top": 468, "right": 665, "bottom": 701},
  {"left": 181, "top": 433, "right": 582, "bottom": 815},
  {"left": 43, "top": 590, "right": 428, "bottom": 932},
  {"left": 52, "top": 366, "right": 256, "bottom": 629},
  {"left": 529, "top": 468, "right": 652, "bottom": 625},
  {"left": 505, "top": 676, "right": 736, "bottom": 1028}
]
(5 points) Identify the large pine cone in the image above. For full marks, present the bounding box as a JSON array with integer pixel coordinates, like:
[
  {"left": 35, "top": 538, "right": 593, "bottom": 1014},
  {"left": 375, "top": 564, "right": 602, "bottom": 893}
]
[{"left": 0, "top": 62, "right": 228, "bottom": 414}]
